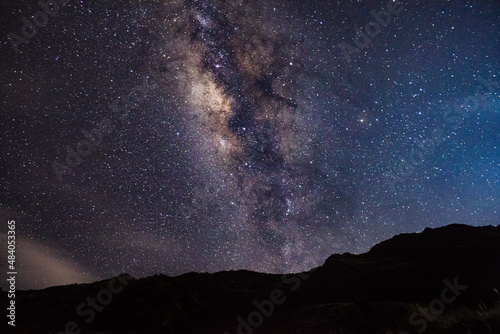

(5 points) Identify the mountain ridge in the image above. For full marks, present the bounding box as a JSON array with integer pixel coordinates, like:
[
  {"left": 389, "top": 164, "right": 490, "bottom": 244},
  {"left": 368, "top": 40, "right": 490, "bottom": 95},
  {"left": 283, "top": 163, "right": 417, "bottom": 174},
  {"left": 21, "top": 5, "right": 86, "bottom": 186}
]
[{"left": 2, "top": 223, "right": 499, "bottom": 334}]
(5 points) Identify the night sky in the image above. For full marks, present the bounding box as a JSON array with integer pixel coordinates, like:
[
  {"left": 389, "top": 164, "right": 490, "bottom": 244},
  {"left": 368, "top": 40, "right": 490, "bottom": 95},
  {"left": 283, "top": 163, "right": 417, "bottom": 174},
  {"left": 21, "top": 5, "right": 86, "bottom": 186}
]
[{"left": 1, "top": 0, "right": 499, "bottom": 290}]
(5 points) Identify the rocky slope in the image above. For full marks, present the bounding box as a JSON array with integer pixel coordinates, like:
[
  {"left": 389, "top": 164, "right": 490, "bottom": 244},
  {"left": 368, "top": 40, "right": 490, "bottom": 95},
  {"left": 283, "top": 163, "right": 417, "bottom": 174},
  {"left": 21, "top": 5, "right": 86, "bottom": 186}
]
[{"left": 2, "top": 224, "right": 499, "bottom": 334}]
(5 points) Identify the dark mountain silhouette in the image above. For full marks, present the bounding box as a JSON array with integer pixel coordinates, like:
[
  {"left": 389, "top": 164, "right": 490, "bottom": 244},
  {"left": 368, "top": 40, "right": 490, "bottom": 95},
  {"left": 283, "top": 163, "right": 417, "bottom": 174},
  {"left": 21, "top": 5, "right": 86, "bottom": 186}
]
[{"left": 2, "top": 224, "right": 499, "bottom": 334}]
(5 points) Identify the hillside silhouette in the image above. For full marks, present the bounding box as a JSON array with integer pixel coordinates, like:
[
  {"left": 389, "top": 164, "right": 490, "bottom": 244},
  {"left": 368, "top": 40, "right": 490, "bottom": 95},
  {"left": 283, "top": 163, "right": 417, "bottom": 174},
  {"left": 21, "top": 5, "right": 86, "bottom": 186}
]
[{"left": 2, "top": 224, "right": 499, "bottom": 334}]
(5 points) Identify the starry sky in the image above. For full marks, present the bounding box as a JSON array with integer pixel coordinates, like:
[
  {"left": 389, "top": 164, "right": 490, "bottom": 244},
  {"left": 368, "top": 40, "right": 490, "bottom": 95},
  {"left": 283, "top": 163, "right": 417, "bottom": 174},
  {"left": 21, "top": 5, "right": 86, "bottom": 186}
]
[{"left": 1, "top": 0, "right": 499, "bottom": 290}]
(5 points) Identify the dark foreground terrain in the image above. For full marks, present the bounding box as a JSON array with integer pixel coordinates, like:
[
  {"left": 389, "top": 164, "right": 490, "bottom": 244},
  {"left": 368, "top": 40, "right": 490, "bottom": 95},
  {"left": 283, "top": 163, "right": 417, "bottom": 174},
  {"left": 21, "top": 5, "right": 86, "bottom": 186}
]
[{"left": 2, "top": 224, "right": 500, "bottom": 334}]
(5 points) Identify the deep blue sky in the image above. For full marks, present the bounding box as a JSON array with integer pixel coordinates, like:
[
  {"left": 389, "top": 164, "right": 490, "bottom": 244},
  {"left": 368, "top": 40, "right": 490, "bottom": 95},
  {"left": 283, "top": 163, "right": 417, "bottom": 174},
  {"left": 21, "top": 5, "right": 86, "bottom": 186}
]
[{"left": 1, "top": 0, "right": 499, "bottom": 290}]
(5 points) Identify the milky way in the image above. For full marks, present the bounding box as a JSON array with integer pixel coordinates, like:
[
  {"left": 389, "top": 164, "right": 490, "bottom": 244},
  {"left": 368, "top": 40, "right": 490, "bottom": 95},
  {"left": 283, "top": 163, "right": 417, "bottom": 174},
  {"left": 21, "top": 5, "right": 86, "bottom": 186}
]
[
  {"left": 1, "top": 0, "right": 499, "bottom": 289},
  {"left": 145, "top": 0, "right": 356, "bottom": 271}
]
